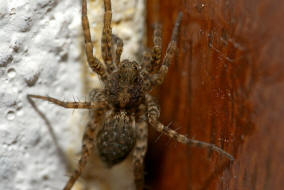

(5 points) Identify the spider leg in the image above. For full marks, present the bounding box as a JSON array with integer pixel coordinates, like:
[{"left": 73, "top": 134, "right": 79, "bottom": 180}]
[
  {"left": 63, "top": 121, "right": 96, "bottom": 190},
  {"left": 132, "top": 121, "right": 148, "bottom": 190},
  {"left": 101, "top": 0, "right": 115, "bottom": 73},
  {"left": 142, "top": 49, "right": 152, "bottom": 71},
  {"left": 138, "top": 50, "right": 154, "bottom": 91},
  {"left": 82, "top": 0, "right": 107, "bottom": 80},
  {"left": 112, "top": 34, "right": 124, "bottom": 67},
  {"left": 149, "top": 23, "right": 162, "bottom": 73},
  {"left": 145, "top": 94, "right": 234, "bottom": 161},
  {"left": 151, "top": 12, "right": 183, "bottom": 86},
  {"left": 27, "top": 95, "right": 97, "bottom": 109}
]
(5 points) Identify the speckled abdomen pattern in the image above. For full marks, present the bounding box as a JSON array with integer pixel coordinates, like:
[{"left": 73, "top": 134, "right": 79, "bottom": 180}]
[{"left": 97, "top": 112, "right": 136, "bottom": 167}]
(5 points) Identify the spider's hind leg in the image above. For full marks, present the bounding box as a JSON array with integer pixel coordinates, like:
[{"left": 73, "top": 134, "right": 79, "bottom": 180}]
[
  {"left": 63, "top": 121, "right": 96, "bottom": 190},
  {"left": 132, "top": 121, "right": 148, "bottom": 190}
]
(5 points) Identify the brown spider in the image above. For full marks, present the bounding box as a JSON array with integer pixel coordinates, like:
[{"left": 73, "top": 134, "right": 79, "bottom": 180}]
[{"left": 27, "top": 0, "right": 234, "bottom": 189}]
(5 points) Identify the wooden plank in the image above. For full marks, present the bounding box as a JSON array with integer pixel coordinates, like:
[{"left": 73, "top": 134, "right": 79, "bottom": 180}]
[{"left": 145, "top": 0, "right": 284, "bottom": 189}]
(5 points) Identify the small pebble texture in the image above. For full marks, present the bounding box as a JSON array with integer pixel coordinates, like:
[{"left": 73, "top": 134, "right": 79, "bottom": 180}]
[{"left": 0, "top": 0, "right": 145, "bottom": 190}]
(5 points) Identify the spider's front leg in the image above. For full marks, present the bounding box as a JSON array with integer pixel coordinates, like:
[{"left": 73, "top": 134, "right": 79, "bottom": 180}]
[
  {"left": 63, "top": 121, "right": 96, "bottom": 190},
  {"left": 145, "top": 94, "right": 234, "bottom": 161},
  {"left": 101, "top": 0, "right": 115, "bottom": 73},
  {"left": 112, "top": 34, "right": 124, "bottom": 67},
  {"left": 82, "top": 0, "right": 107, "bottom": 80}
]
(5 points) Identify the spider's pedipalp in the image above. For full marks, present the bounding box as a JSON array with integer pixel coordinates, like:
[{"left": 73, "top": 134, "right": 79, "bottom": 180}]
[
  {"left": 82, "top": 0, "right": 107, "bottom": 80},
  {"left": 63, "top": 122, "right": 96, "bottom": 190},
  {"left": 101, "top": 0, "right": 115, "bottom": 73},
  {"left": 151, "top": 12, "right": 183, "bottom": 86},
  {"left": 27, "top": 94, "right": 97, "bottom": 109},
  {"left": 145, "top": 94, "right": 234, "bottom": 161},
  {"left": 112, "top": 34, "right": 124, "bottom": 67}
]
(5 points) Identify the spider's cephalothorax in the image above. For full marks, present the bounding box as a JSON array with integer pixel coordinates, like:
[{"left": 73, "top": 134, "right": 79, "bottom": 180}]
[
  {"left": 105, "top": 60, "right": 144, "bottom": 109},
  {"left": 27, "top": 0, "right": 234, "bottom": 190}
]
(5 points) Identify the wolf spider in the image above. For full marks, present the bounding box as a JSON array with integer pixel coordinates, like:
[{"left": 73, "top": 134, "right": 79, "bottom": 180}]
[{"left": 27, "top": 0, "right": 234, "bottom": 189}]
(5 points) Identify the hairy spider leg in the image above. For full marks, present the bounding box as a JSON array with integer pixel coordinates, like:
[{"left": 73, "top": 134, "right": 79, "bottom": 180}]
[
  {"left": 150, "top": 23, "right": 162, "bottom": 73},
  {"left": 112, "top": 34, "right": 124, "bottom": 67},
  {"left": 82, "top": 0, "right": 107, "bottom": 80},
  {"left": 132, "top": 121, "right": 148, "bottom": 190},
  {"left": 152, "top": 12, "right": 183, "bottom": 86},
  {"left": 27, "top": 95, "right": 97, "bottom": 109},
  {"left": 145, "top": 94, "right": 234, "bottom": 161},
  {"left": 101, "top": 0, "right": 115, "bottom": 73},
  {"left": 133, "top": 48, "right": 152, "bottom": 92},
  {"left": 63, "top": 122, "right": 96, "bottom": 190},
  {"left": 142, "top": 48, "right": 152, "bottom": 70}
]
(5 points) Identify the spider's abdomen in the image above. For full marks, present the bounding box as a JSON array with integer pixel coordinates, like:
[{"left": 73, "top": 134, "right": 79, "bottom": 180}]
[{"left": 96, "top": 112, "right": 136, "bottom": 167}]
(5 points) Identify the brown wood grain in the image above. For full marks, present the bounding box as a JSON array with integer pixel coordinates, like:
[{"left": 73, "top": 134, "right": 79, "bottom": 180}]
[{"left": 145, "top": 0, "right": 284, "bottom": 190}]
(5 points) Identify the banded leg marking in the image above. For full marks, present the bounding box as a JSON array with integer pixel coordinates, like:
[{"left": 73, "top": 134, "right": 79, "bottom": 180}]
[
  {"left": 132, "top": 121, "right": 148, "bottom": 190},
  {"left": 145, "top": 94, "right": 234, "bottom": 161},
  {"left": 28, "top": 95, "right": 97, "bottom": 109},
  {"left": 82, "top": 0, "right": 107, "bottom": 80}
]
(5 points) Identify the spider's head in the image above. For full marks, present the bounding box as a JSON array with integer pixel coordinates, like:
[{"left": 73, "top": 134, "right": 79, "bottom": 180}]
[{"left": 106, "top": 59, "right": 144, "bottom": 109}]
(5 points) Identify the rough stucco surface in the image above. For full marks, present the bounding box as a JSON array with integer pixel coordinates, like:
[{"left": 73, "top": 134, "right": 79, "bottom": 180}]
[{"left": 0, "top": 0, "right": 145, "bottom": 190}]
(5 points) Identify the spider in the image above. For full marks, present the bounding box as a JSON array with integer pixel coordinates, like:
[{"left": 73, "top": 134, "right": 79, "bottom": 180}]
[{"left": 27, "top": 0, "right": 234, "bottom": 189}]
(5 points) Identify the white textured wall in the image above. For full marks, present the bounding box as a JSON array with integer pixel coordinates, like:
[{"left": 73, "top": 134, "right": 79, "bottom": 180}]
[{"left": 0, "top": 0, "right": 145, "bottom": 190}]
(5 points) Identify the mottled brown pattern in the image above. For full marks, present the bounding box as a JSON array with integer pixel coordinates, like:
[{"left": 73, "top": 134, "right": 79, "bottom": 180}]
[
  {"left": 132, "top": 121, "right": 148, "bottom": 190},
  {"left": 101, "top": 0, "right": 114, "bottom": 73},
  {"left": 97, "top": 112, "right": 136, "bottom": 166},
  {"left": 112, "top": 34, "right": 123, "bottom": 67},
  {"left": 151, "top": 23, "right": 162, "bottom": 73},
  {"left": 27, "top": 0, "right": 235, "bottom": 190}
]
